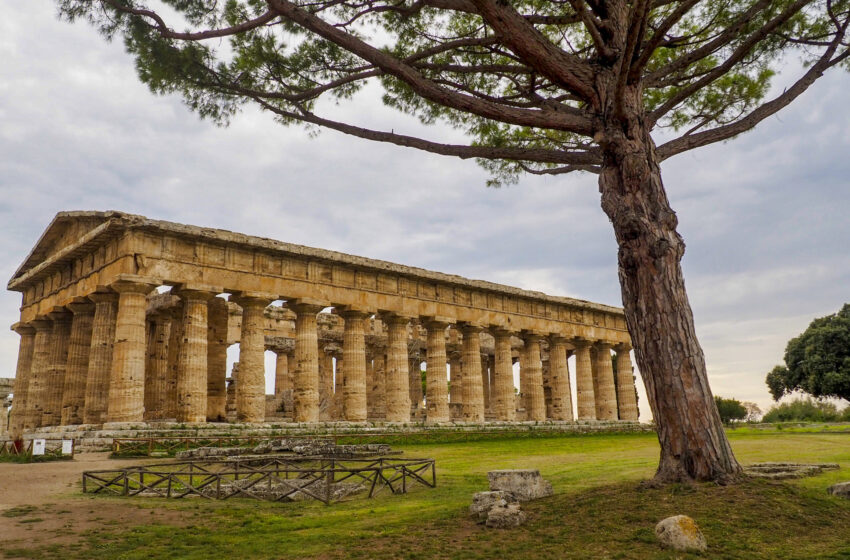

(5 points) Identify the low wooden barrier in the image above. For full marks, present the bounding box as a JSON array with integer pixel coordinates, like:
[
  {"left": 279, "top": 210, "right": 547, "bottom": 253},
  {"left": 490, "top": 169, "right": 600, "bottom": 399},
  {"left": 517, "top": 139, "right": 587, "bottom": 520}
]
[
  {"left": 82, "top": 456, "right": 436, "bottom": 504},
  {"left": 1, "top": 438, "right": 75, "bottom": 459}
]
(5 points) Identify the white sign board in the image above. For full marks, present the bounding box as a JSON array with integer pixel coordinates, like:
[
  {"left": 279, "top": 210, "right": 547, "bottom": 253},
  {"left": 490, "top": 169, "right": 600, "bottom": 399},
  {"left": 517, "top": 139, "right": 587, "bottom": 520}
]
[
  {"left": 61, "top": 440, "right": 73, "bottom": 455},
  {"left": 32, "top": 439, "right": 46, "bottom": 456}
]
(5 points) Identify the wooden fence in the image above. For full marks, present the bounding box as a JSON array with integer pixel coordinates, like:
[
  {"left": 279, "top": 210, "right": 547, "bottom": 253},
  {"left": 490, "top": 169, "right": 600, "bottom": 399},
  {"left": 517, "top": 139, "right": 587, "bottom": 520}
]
[
  {"left": 82, "top": 456, "right": 436, "bottom": 504},
  {"left": 0, "top": 439, "right": 75, "bottom": 459}
]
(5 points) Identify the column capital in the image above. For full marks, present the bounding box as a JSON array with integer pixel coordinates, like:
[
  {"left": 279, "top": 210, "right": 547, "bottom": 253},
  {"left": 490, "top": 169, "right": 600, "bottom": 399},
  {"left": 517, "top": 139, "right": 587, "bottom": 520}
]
[
  {"left": 521, "top": 330, "right": 544, "bottom": 342},
  {"left": 549, "top": 334, "right": 569, "bottom": 346},
  {"left": 47, "top": 308, "right": 73, "bottom": 323},
  {"left": 378, "top": 311, "right": 414, "bottom": 326},
  {"left": 571, "top": 337, "right": 595, "bottom": 348},
  {"left": 88, "top": 290, "right": 119, "bottom": 304},
  {"left": 110, "top": 275, "right": 158, "bottom": 295},
  {"left": 489, "top": 326, "right": 515, "bottom": 338},
  {"left": 458, "top": 322, "right": 484, "bottom": 335},
  {"left": 11, "top": 322, "right": 35, "bottom": 335},
  {"left": 67, "top": 298, "right": 96, "bottom": 315},
  {"left": 422, "top": 316, "right": 454, "bottom": 329},
  {"left": 288, "top": 299, "right": 326, "bottom": 315},
  {"left": 595, "top": 340, "right": 613, "bottom": 351},
  {"left": 230, "top": 292, "right": 274, "bottom": 308},
  {"left": 615, "top": 343, "right": 633, "bottom": 352},
  {"left": 30, "top": 317, "right": 53, "bottom": 331},
  {"left": 338, "top": 306, "right": 372, "bottom": 319},
  {"left": 173, "top": 286, "right": 219, "bottom": 301}
]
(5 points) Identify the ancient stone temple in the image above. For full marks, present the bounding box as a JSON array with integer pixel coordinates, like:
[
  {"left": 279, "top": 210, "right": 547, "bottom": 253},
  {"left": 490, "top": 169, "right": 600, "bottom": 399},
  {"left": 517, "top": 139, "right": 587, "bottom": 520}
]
[{"left": 6, "top": 211, "right": 639, "bottom": 438}]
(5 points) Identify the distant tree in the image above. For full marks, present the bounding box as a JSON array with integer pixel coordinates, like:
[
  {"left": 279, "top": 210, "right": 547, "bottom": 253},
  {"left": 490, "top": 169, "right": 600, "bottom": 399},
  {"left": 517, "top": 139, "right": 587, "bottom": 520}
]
[
  {"left": 741, "top": 401, "right": 762, "bottom": 423},
  {"left": 762, "top": 397, "right": 841, "bottom": 422},
  {"left": 714, "top": 396, "right": 747, "bottom": 424},
  {"left": 767, "top": 304, "right": 850, "bottom": 402}
]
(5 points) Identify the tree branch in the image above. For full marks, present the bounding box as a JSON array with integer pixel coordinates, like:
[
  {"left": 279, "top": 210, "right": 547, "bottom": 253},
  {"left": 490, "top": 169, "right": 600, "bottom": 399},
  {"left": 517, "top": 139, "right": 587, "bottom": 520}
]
[
  {"left": 266, "top": 0, "right": 595, "bottom": 134},
  {"left": 657, "top": 21, "right": 849, "bottom": 160}
]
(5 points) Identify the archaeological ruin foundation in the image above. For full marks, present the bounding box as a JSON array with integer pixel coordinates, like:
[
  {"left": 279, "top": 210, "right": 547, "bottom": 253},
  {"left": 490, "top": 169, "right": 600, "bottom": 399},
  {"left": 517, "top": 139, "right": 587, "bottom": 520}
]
[{"left": 5, "top": 211, "right": 640, "bottom": 439}]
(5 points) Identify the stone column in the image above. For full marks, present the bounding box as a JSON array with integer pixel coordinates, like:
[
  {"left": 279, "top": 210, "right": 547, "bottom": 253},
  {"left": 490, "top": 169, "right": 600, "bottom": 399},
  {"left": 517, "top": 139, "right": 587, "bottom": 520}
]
[
  {"left": 548, "top": 336, "right": 573, "bottom": 421},
  {"left": 163, "top": 304, "right": 184, "bottom": 420},
  {"left": 83, "top": 292, "right": 118, "bottom": 424},
  {"left": 319, "top": 345, "right": 335, "bottom": 405},
  {"left": 491, "top": 328, "right": 516, "bottom": 421},
  {"left": 615, "top": 344, "right": 639, "bottom": 421},
  {"left": 234, "top": 295, "right": 271, "bottom": 423},
  {"left": 275, "top": 351, "right": 291, "bottom": 396},
  {"left": 460, "top": 324, "right": 485, "bottom": 422},
  {"left": 341, "top": 310, "right": 368, "bottom": 422},
  {"left": 43, "top": 310, "right": 72, "bottom": 426},
  {"left": 144, "top": 312, "right": 171, "bottom": 421},
  {"left": 25, "top": 319, "right": 53, "bottom": 430},
  {"left": 292, "top": 301, "right": 323, "bottom": 423},
  {"left": 226, "top": 364, "right": 238, "bottom": 420},
  {"left": 206, "top": 297, "right": 229, "bottom": 422},
  {"left": 8, "top": 324, "right": 35, "bottom": 437},
  {"left": 521, "top": 334, "right": 546, "bottom": 422},
  {"left": 384, "top": 314, "right": 412, "bottom": 423},
  {"left": 481, "top": 352, "right": 491, "bottom": 412},
  {"left": 408, "top": 354, "right": 423, "bottom": 409},
  {"left": 61, "top": 302, "right": 95, "bottom": 425},
  {"left": 593, "top": 342, "right": 618, "bottom": 420},
  {"left": 573, "top": 339, "right": 595, "bottom": 420},
  {"left": 424, "top": 319, "right": 450, "bottom": 423},
  {"left": 449, "top": 349, "right": 462, "bottom": 405},
  {"left": 107, "top": 279, "right": 156, "bottom": 424},
  {"left": 174, "top": 290, "right": 214, "bottom": 423},
  {"left": 369, "top": 349, "right": 387, "bottom": 419}
]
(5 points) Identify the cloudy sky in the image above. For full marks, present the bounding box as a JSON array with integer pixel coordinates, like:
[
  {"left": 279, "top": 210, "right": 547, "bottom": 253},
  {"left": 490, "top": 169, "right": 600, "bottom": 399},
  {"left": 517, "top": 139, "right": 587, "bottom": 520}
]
[{"left": 1, "top": 4, "right": 848, "bottom": 420}]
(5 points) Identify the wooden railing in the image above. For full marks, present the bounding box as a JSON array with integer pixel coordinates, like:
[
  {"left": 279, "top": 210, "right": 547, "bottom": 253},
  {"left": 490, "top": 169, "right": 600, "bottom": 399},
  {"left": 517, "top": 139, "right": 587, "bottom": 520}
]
[
  {"left": 1, "top": 438, "right": 75, "bottom": 459},
  {"left": 82, "top": 457, "right": 436, "bottom": 504}
]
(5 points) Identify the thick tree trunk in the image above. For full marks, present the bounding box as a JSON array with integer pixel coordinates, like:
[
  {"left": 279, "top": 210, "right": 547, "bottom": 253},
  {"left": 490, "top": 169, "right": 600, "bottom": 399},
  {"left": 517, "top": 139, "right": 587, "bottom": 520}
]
[{"left": 597, "top": 95, "right": 742, "bottom": 483}]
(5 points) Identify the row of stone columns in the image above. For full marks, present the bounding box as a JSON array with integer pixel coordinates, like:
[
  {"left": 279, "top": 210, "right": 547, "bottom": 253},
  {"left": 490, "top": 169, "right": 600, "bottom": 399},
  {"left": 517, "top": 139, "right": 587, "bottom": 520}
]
[{"left": 8, "top": 277, "right": 639, "bottom": 435}]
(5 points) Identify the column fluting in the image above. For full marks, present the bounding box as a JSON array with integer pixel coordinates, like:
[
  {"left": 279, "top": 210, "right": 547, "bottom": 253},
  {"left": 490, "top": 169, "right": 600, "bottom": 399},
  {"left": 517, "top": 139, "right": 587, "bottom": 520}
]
[
  {"left": 292, "top": 301, "right": 323, "bottom": 423},
  {"left": 573, "top": 339, "right": 596, "bottom": 420},
  {"left": 107, "top": 280, "right": 155, "bottom": 423},
  {"left": 548, "top": 335, "right": 574, "bottom": 421},
  {"left": 61, "top": 302, "right": 95, "bottom": 425},
  {"left": 491, "top": 328, "right": 516, "bottom": 421},
  {"left": 522, "top": 334, "right": 546, "bottom": 422},
  {"left": 9, "top": 324, "right": 35, "bottom": 437},
  {"left": 384, "top": 314, "right": 412, "bottom": 423},
  {"left": 175, "top": 290, "right": 214, "bottom": 423},
  {"left": 594, "top": 342, "right": 618, "bottom": 420},
  {"left": 460, "top": 325, "right": 485, "bottom": 422},
  {"left": 83, "top": 292, "right": 118, "bottom": 424},
  {"left": 43, "top": 310, "right": 72, "bottom": 427},
  {"left": 235, "top": 295, "right": 271, "bottom": 423},
  {"left": 424, "top": 319, "right": 450, "bottom": 423},
  {"left": 341, "top": 310, "right": 368, "bottom": 422},
  {"left": 615, "top": 344, "right": 639, "bottom": 421}
]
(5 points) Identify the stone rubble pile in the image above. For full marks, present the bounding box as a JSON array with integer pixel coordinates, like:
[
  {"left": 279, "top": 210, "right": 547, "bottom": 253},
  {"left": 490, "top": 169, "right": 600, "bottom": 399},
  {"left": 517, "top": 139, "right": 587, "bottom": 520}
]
[
  {"left": 470, "top": 469, "right": 553, "bottom": 528},
  {"left": 744, "top": 462, "right": 840, "bottom": 479},
  {"left": 175, "top": 439, "right": 392, "bottom": 459}
]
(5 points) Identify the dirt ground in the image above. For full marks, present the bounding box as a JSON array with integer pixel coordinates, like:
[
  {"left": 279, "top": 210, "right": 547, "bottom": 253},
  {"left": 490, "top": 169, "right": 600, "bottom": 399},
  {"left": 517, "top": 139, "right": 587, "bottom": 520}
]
[{"left": 0, "top": 453, "right": 186, "bottom": 556}]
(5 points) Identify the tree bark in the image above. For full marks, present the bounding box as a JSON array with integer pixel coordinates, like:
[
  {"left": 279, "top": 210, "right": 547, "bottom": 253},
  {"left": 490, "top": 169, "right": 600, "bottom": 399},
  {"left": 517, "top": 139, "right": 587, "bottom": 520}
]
[{"left": 597, "top": 86, "right": 742, "bottom": 483}]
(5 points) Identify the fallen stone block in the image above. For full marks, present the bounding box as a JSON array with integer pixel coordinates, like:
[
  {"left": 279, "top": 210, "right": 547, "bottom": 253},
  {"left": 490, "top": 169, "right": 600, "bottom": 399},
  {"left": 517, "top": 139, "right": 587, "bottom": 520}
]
[
  {"left": 655, "top": 515, "right": 707, "bottom": 552},
  {"left": 469, "top": 491, "right": 517, "bottom": 523},
  {"left": 827, "top": 482, "right": 850, "bottom": 499},
  {"left": 485, "top": 503, "right": 527, "bottom": 529},
  {"left": 488, "top": 469, "right": 553, "bottom": 501}
]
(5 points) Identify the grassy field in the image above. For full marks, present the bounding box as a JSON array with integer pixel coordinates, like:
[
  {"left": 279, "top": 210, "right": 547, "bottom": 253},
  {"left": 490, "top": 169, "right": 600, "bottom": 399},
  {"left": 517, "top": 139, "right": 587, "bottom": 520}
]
[{"left": 4, "top": 430, "right": 850, "bottom": 559}]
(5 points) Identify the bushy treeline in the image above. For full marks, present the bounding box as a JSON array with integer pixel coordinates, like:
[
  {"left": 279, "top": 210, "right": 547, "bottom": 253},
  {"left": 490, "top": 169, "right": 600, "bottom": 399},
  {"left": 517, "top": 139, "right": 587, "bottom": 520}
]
[{"left": 762, "top": 398, "right": 850, "bottom": 423}]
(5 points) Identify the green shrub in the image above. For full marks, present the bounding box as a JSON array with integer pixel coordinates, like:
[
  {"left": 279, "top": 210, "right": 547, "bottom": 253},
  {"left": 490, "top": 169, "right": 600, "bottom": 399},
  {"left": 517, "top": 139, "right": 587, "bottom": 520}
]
[{"left": 762, "top": 397, "right": 841, "bottom": 422}]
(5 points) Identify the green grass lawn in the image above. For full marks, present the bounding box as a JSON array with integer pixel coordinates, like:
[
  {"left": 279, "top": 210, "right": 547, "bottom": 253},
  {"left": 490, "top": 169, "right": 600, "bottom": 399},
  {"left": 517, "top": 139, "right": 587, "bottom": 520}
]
[{"left": 6, "top": 430, "right": 850, "bottom": 559}]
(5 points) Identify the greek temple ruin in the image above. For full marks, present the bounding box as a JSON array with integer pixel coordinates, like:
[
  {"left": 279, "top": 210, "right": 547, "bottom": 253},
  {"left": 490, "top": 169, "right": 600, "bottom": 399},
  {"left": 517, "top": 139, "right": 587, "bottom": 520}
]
[{"left": 5, "top": 211, "right": 640, "bottom": 439}]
